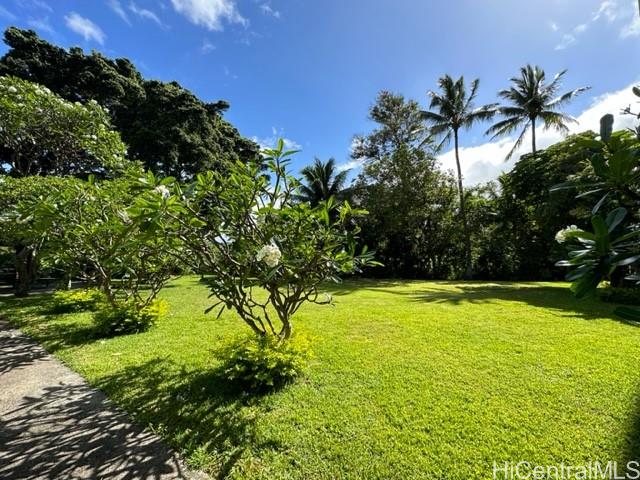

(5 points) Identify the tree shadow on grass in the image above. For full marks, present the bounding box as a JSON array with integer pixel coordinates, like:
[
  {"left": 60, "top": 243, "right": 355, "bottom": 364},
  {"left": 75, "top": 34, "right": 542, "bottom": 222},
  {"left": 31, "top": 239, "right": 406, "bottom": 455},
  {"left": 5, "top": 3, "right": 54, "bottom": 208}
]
[
  {"left": 93, "top": 357, "right": 284, "bottom": 478},
  {"left": 329, "top": 280, "right": 627, "bottom": 324},
  {"left": 0, "top": 294, "right": 101, "bottom": 352},
  {"left": 623, "top": 389, "right": 640, "bottom": 469}
]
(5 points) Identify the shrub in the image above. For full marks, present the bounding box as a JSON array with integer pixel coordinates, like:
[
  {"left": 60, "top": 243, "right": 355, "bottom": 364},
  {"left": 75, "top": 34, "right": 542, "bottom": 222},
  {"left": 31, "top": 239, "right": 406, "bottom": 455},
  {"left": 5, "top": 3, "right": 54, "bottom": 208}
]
[
  {"left": 93, "top": 298, "right": 168, "bottom": 336},
  {"left": 599, "top": 287, "right": 640, "bottom": 306},
  {"left": 50, "top": 288, "right": 105, "bottom": 313},
  {"left": 214, "top": 333, "right": 313, "bottom": 390}
]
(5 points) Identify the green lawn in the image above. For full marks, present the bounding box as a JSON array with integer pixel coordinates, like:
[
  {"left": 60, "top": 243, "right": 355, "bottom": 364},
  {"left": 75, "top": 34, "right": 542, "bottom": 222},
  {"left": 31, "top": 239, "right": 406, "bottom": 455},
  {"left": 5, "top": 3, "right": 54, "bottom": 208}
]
[{"left": 3, "top": 277, "right": 640, "bottom": 479}]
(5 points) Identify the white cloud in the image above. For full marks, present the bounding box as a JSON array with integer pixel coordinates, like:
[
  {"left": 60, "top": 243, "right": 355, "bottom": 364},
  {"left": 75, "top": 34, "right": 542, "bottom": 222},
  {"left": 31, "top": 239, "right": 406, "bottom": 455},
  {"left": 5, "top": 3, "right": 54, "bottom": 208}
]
[
  {"left": 27, "top": 16, "right": 55, "bottom": 35},
  {"left": 129, "top": 2, "right": 166, "bottom": 27},
  {"left": 337, "top": 159, "right": 364, "bottom": 172},
  {"left": 592, "top": 0, "right": 620, "bottom": 22},
  {"left": 108, "top": 0, "right": 131, "bottom": 25},
  {"left": 554, "top": 0, "right": 638, "bottom": 49},
  {"left": 437, "top": 83, "right": 640, "bottom": 186},
  {"left": 0, "top": 6, "right": 17, "bottom": 20},
  {"left": 200, "top": 39, "right": 216, "bottom": 53},
  {"left": 64, "top": 12, "right": 106, "bottom": 44},
  {"left": 621, "top": 15, "right": 640, "bottom": 37},
  {"left": 252, "top": 127, "right": 301, "bottom": 151},
  {"left": 170, "top": 0, "right": 246, "bottom": 30},
  {"left": 260, "top": 3, "right": 281, "bottom": 18},
  {"left": 555, "top": 33, "right": 576, "bottom": 50},
  {"left": 15, "top": 0, "right": 52, "bottom": 12},
  {"left": 548, "top": 21, "right": 559, "bottom": 32}
]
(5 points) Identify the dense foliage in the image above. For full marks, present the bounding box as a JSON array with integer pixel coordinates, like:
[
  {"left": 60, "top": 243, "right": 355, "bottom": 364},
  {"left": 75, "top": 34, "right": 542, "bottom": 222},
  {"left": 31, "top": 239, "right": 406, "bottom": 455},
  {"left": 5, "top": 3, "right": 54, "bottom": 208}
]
[
  {"left": 0, "top": 75, "right": 127, "bottom": 177},
  {"left": 350, "top": 92, "right": 461, "bottom": 278},
  {"left": 0, "top": 27, "right": 258, "bottom": 179}
]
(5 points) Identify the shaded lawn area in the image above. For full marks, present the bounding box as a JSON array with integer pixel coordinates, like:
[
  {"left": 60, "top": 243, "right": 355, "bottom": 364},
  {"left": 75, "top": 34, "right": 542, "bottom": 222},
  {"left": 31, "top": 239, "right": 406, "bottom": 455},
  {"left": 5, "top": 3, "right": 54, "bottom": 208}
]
[{"left": 2, "top": 277, "right": 640, "bottom": 479}]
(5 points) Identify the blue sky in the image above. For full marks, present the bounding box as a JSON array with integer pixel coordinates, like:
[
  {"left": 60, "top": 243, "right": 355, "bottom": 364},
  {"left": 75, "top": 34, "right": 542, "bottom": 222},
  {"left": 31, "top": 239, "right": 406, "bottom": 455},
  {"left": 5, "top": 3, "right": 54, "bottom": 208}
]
[{"left": 0, "top": 0, "right": 639, "bottom": 183}]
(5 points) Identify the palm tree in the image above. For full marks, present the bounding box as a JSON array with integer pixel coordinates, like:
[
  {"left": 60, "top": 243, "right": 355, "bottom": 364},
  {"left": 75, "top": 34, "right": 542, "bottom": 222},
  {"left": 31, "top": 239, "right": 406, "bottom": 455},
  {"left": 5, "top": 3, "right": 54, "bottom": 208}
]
[
  {"left": 487, "top": 65, "right": 589, "bottom": 159},
  {"left": 297, "top": 157, "right": 349, "bottom": 207},
  {"left": 422, "top": 75, "right": 497, "bottom": 279}
]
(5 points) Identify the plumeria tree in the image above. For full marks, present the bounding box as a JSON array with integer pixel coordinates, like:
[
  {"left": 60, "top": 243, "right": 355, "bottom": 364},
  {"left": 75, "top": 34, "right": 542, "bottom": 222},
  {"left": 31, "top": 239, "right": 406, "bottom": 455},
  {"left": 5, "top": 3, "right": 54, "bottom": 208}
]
[
  {"left": 24, "top": 173, "right": 178, "bottom": 308},
  {"left": 131, "top": 141, "right": 378, "bottom": 340},
  {"left": 0, "top": 75, "right": 127, "bottom": 177}
]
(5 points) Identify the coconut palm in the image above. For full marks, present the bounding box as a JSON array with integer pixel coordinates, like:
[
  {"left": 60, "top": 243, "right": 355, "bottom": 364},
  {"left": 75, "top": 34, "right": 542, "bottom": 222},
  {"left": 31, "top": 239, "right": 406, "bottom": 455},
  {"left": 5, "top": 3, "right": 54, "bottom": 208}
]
[
  {"left": 487, "top": 65, "right": 589, "bottom": 159},
  {"left": 297, "top": 157, "right": 349, "bottom": 207},
  {"left": 422, "top": 75, "right": 497, "bottom": 278}
]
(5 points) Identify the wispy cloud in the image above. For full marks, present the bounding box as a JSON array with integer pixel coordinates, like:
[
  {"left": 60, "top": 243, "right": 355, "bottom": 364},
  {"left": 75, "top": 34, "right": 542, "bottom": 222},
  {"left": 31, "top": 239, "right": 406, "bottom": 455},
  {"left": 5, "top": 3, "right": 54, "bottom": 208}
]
[
  {"left": 555, "top": 33, "right": 577, "bottom": 50},
  {"left": 129, "top": 2, "right": 166, "bottom": 28},
  {"left": 260, "top": 2, "right": 281, "bottom": 19},
  {"left": 200, "top": 39, "right": 216, "bottom": 53},
  {"left": 64, "top": 12, "right": 106, "bottom": 45},
  {"left": 107, "top": 0, "right": 131, "bottom": 25},
  {"left": 15, "top": 0, "right": 52, "bottom": 13},
  {"left": 27, "top": 16, "right": 56, "bottom": 35},
  {"left": 437, "top": 83, "right": 640, "bottom": 186},
  {"left": 252, "top": 127, "right": 301, "bottom": 151},
  {"left": 170, "top": 0, "right": 247, "bottom": 31},
  {"left": 0, "top": 5, "right": 17, "bottom": 20},
  {"left": 621, "top": 15, "right": 640, "bottom": 37},
  {"left": 548, "top": 21, "right": 559, "bottom": 32},
  {"left": 554, "top": 0, "right": 639, "bottom": 49}
]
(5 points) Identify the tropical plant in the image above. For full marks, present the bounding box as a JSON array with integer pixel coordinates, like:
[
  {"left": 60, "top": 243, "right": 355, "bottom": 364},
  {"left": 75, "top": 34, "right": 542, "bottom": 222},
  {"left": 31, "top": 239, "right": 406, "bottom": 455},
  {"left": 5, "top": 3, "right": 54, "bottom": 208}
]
[
  {"left": 421, "top": 75, "right": 497, "bottom": 278},
  {"left": 487, "top": 65, "right": 589, "bottom": 159},
  {"left": 131, "top": 140, "right": 378, "bottom": 341},
  {"left": 23, "top": 174, "right": 178, "bottom": 317},
  {"left": 554, "top": 99, "right": 640, "bottom": 320},
  {"left": 0, "top": 75, "right": 127, "bottom": 177},
  {"left": 297, "top": 158, "right": 349, "bottom": 207},
  {"left": 0, "top": 175, "right": 72, "bottom": 295},
  {"left": 352, "top": 92, "right": 460, "bottom": 279}
]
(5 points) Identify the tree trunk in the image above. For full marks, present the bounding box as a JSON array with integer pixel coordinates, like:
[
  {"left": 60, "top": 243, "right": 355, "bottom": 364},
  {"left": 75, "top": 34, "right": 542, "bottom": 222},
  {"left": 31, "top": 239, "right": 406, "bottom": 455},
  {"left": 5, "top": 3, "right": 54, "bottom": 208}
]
[
  {"left": 454, "top": 130, "right": 473, "bottom": 279},
  {"left": 14, "top": 245, "right": 37, "bottom": 297},
  {"left": 280, "top": 319, "right": 292, "bottom": 341},
  {"left": 531, "top": 117, "right": 537, "bottom": 157}
]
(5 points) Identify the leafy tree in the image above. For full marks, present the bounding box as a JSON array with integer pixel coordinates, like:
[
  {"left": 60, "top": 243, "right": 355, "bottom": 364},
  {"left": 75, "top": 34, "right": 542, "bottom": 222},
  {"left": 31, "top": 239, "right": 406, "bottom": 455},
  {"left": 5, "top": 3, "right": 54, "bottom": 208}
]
[
  {"left": 422, "top": 75, "right": 497, "bottom": 278},
  {"left": 0, "top": 27, "right": 258, "bottom": 178},
  {"left": 24, "top": 174, "right": 178, "bottom": 312},
  {"left": 297, "top": 158, "right": 349, "bottom": 207},
  {"left": 0, "top": 75, "right": 127, "bottom": 177},
  {"left": 487, "top": 132, "right": 598, "bottom": 279},
  {"left": 352, "top": 91, "right": 461, "bottom": 278},
  {"left": 0, "top": 175, "right": 72, "bottom": 295},
  {"left": 487, "top": 65, "right": 589, "bottom": 159},
  {"left": 131, "top": 141, "right": 378, "bottom": 341}
]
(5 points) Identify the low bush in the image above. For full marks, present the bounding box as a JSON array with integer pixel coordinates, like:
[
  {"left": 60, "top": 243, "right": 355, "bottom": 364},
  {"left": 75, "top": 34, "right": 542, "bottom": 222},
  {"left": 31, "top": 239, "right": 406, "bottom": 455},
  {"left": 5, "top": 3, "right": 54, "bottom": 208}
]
[
  {"left": 50, "top": 288, "right": 105, "bottom": 313},
  {"left": 93, "top": 298, "right": 168, "bottom": 336},
  {"left": 599, "top": 286, "right": 640, "bottom": 306},
  {"left": 214, "top": 333, "right": 313, "bottom": 390}
]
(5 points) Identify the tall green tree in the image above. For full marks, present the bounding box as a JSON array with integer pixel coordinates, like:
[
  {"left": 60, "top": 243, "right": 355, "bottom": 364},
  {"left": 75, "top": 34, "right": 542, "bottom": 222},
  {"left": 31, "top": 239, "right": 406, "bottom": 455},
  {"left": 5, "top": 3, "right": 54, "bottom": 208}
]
[
  {"left": 0, "top": 27, "right": 258, "bottom": 178},
  {"left": 487, "top": 65, "right": 589, "bottom": 159},
  {"left": 0, "top": 75, "right": 127, "bottom": 177},
  {"left": 297, "top": 158, "right": 349, "bottom": 207},
  {"left": 352, "top": 91, "right": 461, "bottom": 278},
  {"left": 421, "top": 75, "right": 497, "bottom": 278}
]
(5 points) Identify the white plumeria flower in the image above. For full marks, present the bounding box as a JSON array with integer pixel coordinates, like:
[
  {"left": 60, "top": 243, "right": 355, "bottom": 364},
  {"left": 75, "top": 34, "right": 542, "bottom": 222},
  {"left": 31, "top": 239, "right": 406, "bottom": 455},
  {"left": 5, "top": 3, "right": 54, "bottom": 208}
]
[
  {"left": 256, "top": 244, "right": 281, "bottom": 268},
  {"left": 555, "top": 225, "right": 580, "bottom": 243},
  {"left": 154, "top": 185, "right": 171, "bottom": 200},
  {"left": 7, "top": 86, "right": 17, "bottom": 94}
]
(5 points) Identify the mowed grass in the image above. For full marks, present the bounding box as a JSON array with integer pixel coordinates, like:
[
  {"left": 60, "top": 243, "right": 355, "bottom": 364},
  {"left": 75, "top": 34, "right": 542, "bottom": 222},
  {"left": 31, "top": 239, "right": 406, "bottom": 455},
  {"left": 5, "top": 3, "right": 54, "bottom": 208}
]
[{"left": 3, "top": 277, "right": 640, "bottom": 479}]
